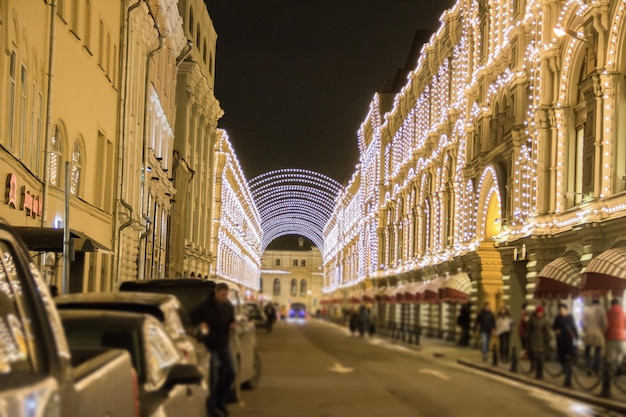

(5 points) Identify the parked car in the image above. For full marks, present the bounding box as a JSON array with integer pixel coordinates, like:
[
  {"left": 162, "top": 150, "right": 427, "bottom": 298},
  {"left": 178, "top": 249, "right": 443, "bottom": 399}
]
[
  {"left": 59, "top": 310, "right": 208, "bottom": 417},
  {"left": 0, "top": 219, "right": 136, "bottom": 417},
  {"left": 290, "top": 302, "right": 307, "bottom": 319},
  {"left": 119, "top": 279, "right": 261, "bottom": 391},
  {"left": 54, "top": 292, "right": 210, "bottom": 382},
  {"left": 243, "top": 301, "right": 268, "bottom": 328}
]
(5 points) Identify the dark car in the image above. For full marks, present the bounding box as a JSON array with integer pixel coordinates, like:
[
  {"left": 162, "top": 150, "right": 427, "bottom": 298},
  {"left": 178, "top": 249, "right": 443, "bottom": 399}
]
[
  {"left": 289, "top": 302, "right": 307, "bottom": 319},
  {"left": 55, "top": 292, "right": 209, "bottom": 382},
  {"left": 60, "top": 310, "right": 208, "bottom": 417},
  {"left": 119, "top": 279, "right": 261, "bottom": 392}
]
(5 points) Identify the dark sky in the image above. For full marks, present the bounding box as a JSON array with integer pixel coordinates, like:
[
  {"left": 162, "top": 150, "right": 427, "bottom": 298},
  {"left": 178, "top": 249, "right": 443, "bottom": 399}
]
[{"left": 204, "top": 0, "right": 455, "bottom": 183}]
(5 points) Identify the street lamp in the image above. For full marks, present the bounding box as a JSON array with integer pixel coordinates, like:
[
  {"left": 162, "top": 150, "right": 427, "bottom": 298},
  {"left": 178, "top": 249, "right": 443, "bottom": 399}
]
[{"left": 553, "top": 25, "right": 589, "bottom": 43}]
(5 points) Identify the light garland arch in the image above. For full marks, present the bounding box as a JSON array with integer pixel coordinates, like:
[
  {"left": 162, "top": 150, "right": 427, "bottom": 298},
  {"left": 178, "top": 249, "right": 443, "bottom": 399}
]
[{"left": 250, "top": 169, "right": 342, "bottom": 255}]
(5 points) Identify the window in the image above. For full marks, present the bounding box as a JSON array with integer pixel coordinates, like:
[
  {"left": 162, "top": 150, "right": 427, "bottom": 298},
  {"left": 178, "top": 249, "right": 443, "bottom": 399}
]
[
  {"left": 70, "top": 140, "right": 82, "bottom": 195},
  {"left": 272, "top": 278, "right": 280, "bottom": 296},
  {"left": 19, "top": 65, "right": 27, "bottom": 158},
  {"left": 196, "top": 23, "right": 201, "bottom": 48},
  {"left": 49, "top": 125, "right": 62, "bottom": 187},
  {"left": 274, "top": 258, "right": 280, "bottom": 266},
  {"left": 70, "top": 0, "right": 79, "bottom": 35},
  {"left": 209, "top": 52, "right": 214, "bottom": 76},
  {"left": 84, "top": 0, "right": 92, "bottom": 49},
  {"left": 300, "top": 259, "right": 306, "bottom": 267},
  {"left": 98, "top": 18, "right": 104, "bottom": 67},
  {"left": 290, "top": 279, "right": 297, "bottom": 296},
  {"left": 292, "top": 259, "right": 298, "bottom": 267},
  {"left": 203, "top": 40, "right": 207, "bottom": 64},
  {"left": 57, "top": 0, "right": 65, "bottom": 19},
  {"left": 7, "top": 51, "right": 16, "bottom": 149},
  {"left": 188, "top": 7, "right": 194, "bottom": 37},
  {"left": 300, "top": 279, "right": 307, "bottom": 296}
]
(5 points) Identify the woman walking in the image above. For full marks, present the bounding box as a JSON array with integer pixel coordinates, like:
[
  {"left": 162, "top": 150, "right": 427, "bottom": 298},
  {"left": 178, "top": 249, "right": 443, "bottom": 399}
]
[{"left": 496, "top": 307, "right": 513, "bottom": 362}]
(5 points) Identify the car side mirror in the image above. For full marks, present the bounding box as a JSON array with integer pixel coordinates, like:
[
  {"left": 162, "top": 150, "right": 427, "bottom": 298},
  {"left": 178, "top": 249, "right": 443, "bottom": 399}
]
[{"left": 164, "top": 364, "right": 203, "bottom": 388}]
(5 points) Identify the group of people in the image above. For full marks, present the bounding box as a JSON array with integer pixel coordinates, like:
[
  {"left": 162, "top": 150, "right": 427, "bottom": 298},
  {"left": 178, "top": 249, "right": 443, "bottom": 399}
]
[
  {"left": 348, "top": 305, "right": 374, "bottom": 337},
  {"left": 471, "top": 298, "right": 626, "bottom": 378}
]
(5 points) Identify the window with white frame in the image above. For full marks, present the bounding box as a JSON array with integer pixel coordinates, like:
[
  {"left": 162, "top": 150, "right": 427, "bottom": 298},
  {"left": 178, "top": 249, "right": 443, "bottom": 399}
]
[
  {"left": 70, "top": 140, "right": 82, "bottom": 195},
  {"left": 49, "top": 126, "right": 62, "bottom": 187}
]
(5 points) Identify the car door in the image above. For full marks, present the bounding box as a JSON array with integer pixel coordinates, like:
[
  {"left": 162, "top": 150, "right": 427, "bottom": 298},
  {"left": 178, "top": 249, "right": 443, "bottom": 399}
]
[{"left": 144, "top": 321, "right": 207, "bottom": 417}]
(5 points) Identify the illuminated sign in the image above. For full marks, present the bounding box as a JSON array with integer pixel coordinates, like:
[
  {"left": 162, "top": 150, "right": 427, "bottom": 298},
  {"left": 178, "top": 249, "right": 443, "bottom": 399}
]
[{"left": 5, "top": 173, "right": 43, "bottom": 218}]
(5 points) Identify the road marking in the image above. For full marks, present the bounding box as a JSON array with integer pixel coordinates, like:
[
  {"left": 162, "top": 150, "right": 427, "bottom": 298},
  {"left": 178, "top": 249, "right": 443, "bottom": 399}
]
[
  {"left": 418, "top": 369, "right": 450, "bottom": 381},
  {"left": 328, "top": 362, "right": 354, "bottom": 374}
]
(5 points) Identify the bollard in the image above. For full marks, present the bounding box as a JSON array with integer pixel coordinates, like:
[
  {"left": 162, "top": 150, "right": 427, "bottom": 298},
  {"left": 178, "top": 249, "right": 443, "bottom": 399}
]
[
  {"left": 510, "top": 346, "right": 518, "bottom": 372},
  {"left": 492, "top": 344, "right": 499, "bottom": 366},
  {"left": 601, "top": 360, "right": 612, "bottom": 398}
]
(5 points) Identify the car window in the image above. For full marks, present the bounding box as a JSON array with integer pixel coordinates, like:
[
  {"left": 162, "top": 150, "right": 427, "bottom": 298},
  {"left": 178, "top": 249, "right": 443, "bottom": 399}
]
[
  {"left": 0, "top": 241, "right": 41, "bottom": 374},
  {"left": 144, "top": 322, "right": 180, "bottom": 389}
]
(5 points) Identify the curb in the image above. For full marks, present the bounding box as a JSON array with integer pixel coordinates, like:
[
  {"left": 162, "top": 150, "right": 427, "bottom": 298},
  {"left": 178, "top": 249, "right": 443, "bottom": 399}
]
[{"left": 457, "top": 359, "right": 626, "bottom": 414}]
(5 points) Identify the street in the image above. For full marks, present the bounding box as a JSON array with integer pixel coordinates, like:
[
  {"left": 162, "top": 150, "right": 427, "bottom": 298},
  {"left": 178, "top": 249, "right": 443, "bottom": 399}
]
[{"left": 232, "top": 320, "right": 618, "bottom": 417}]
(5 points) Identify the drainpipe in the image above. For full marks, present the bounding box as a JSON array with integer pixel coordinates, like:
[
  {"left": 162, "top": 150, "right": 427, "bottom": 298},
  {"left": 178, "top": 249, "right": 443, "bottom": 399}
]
[
  {"left": 113, "top": 0, "right": 143, "bottom": 284},
  {"left": 41, "top": 0, "right": 57, "bottom": 228},
  {"left": 138, "top": 13, "right": 164, "bottom": 278}
]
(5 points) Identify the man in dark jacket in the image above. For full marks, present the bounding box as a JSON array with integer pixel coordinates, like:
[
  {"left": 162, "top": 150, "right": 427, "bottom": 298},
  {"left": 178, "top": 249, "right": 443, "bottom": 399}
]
[
  {"left": 199, "top": 283, "right": 236, "bottom": 417},
  {"left": 474, "top": 301, "right": 496, "bottom": 361},
  {"left": 527, "top": 305, "right": 552, "bottom": 379}
]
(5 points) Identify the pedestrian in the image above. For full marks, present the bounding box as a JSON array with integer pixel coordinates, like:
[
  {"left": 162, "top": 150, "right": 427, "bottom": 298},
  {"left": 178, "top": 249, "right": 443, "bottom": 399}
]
[
  {"left": 474, "top": 301, "right": 496, "bottom": 361},
  {"left": 517, "top": 303, "right": 529, "bottom": 354},
  {"left": 280, "top": 305, "right": 288, "bottom": 324},
  {"left": 526, "top": 305, "right": 552, "bottom": 379},
  {"left": 348, "top": 308, "right": 359, "bottom": 336},
  {"left": 367, "top": 307, "right": 376, "bottom": 336},
  {"left": 457, "top": 302, "right": 471, "bottom": 347},
  {"left": 358, "top": 305, "right": 369, "bottom": 337},
  {"left": 582, "top": 299, "right": 606, "bottom": 375},
  {"left": 496, "top": 306, "right": 513, "bottom": 362},
  {"left": 606, "top": 298, "right": 626, "bottom": 374},
  {"left": 49, "top": 284, "right": 59, "bottom": 297},
  {"left": 198, "top": 283, "right": 236, "bottom": 417},
  {"left": 264, "top": 302, "right": 277, "bottom": 333},
  {"left": 552, "top": 303, "right": 578, "bottom": 386}
]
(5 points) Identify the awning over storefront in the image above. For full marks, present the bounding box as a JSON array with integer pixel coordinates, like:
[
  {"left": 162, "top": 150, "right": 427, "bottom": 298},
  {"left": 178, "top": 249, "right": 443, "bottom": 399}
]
[
  {"left": 382, "top": 286, "right": 396, "bottom": 302},
  {"left": 348, "top": 290, "right": 363, "bottom": 303},
  {"left": 375, "top": 286, "right": 387, "bottom": 301},
  {"left": 363, "top": 287, "right": 376, "bottom": 303},
  {"left": 582, "top": 248, "right": 626, "bottom": 295},
  {"left": 535, "top": 256, "right": 581, "bottom": 298},
  {"left": 13, "top": 226, "right": 112, "bottom": 253},
  {"left": 402, "top": 282, "right": 424, "bottom": 302},
  {"left": 440, "top": 273, "right": 471, "bottom": 302},
  {"left": 394, "top": 285, "right": 406, "bottom": 302},
  {"left": 423, "top": 276, "right": 446, "bottom": 302}
]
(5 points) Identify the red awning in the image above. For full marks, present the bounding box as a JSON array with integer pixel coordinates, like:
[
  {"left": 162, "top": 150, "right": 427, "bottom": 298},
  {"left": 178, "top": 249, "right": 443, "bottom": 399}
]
[
  {"left": 348, "top": 290, "right": 363, "bottom": 303},
  {"left": 362, "top": 288, "right": 376, "bottom": 303},
  {"left": 423, "top": 277, "right": 446, "bottom": 303},
  {"left": 375, "top": 286, "right": 387, "bottom": 301},
  {"left": 582, "top": 248, "right": 626, "bottom": 296},
  {"left": 534, "top": 256, "right": 581, "bottom": 298},
  {"left": 382, "top": 286, "right": 396, "bottom": 302},
  {"left": 440, "top": 273, "right": 471, "bottom": 302}
]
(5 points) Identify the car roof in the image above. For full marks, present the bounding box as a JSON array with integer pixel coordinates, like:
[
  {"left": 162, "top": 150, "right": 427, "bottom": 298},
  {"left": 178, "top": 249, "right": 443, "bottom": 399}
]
[
  {"left": 58, "top": 309, "right": 152, "bottom": 328},
  {"left": 55, "top": 291, "right": 176, "bottom": 306},
  {"left": 119, "top": 278, "right": 217, "bottom": 290}
]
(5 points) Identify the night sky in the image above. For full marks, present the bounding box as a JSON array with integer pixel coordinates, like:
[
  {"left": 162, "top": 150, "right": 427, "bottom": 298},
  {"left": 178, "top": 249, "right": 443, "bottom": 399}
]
[{"left": 205, "top": 0, "right": 456, "bottom": 183}]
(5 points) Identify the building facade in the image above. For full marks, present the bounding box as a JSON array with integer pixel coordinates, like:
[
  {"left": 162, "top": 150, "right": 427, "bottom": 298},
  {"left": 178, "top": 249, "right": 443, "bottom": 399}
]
[
  {"left": 324, "top": 0, "right": 626, "bottom": 340},
  {"left": 169, "top": 0, "right": 222, "bottom": 278},
  {"left": 260, "top": 236, "right": 324, "bottom": 314},
  {"left": 210, "top": 129, "right": 262, "bottom": 290}
]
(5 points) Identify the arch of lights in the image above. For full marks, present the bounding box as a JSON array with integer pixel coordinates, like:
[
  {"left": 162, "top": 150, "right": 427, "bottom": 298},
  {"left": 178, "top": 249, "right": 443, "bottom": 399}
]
[{"left": 250, "top": 169, "right": 342, "bottom": 254}]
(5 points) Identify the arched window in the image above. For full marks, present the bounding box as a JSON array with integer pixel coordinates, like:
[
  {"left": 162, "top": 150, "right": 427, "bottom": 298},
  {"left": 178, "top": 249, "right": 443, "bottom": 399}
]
[
  {"left": 209, "top": 52, "right": 214, "bottom": 76},
  {"left": 70, "top": 139, "right": 82, "bottom": 195},
  {"left": 300, "top": 279, "right": 307, "bottom": 295},
  {"left": 273, "top": 278, "right": 280, "bottom": 296},
  {"left": 196, "top": 23, "right": 201, "bottom": 48},
  {"left": 49, "top": 125, "right": 62, "bottom": 186},
  {"left": 203, "top": 40, "right": 207, "bottom": 64},
  {"left": 290, "top": 279, "right": 297, "bottom": 296}
]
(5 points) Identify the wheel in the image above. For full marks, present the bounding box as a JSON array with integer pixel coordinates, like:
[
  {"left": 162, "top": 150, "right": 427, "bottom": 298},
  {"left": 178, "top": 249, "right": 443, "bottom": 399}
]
[{"left": 242, "top": 350, "right": 261, "bottom": 390}]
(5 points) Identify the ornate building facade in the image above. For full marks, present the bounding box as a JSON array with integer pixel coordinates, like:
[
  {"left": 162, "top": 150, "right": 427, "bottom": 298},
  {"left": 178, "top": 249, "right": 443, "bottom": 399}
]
[
  {"left": 324, "top": 0, "right": 626, "bottom": 338},
  {"left": 260, "top": 236, "right": 323, "bottom": 313},
  {"left": 169, "top": 0, "right": 222, "bottom": 278},
  {"left": 210, "top": 129, "right": 262, "bottom": 290}
]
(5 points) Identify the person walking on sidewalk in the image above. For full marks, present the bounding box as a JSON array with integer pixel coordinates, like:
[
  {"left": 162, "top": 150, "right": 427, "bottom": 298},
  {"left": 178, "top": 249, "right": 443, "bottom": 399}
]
[
  {"left": 264, "top": 302, "right": 277, "bottom": 333},
  {"left": 517, "top": 303, "right": 529, "bottom": 355},
  {"left": 358, "top": 305, "right": 370, "bottom": 338},
  {"left": 582, "top": 299, "right": 606, "bottom": 375},
  {"left": 526, "top": 305, "right": 552, "bottom": 379},
  {"left": 458, "top": 302, "right": 471, "bottom": 347},
  {"left": 606, "top": 298, "right": 626, "bottom": 374},
  {"left": 474, "top": 302, "right": 496, "bottom": 361},
  {"left": 496, "top": 306, "right": 513, "bottom": 362},
  {"left": 552, "top": 303, "right": 578, "bottom": 386}
]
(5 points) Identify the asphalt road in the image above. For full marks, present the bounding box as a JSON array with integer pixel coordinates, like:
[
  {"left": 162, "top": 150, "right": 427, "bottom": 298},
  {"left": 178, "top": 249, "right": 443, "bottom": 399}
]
[{"left": 231, "top": 319, "right": 618, "bottom": 417}]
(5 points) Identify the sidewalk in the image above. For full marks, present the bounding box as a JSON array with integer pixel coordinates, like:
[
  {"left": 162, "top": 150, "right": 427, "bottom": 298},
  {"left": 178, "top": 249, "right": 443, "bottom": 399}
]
[
  {"left": 390, "top": 333, "right": 626, "bottom": 414},
  {"left": 317, "top": 319, "right": 626, "bottom": 414}
]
